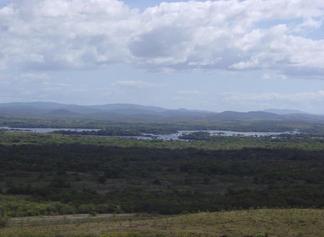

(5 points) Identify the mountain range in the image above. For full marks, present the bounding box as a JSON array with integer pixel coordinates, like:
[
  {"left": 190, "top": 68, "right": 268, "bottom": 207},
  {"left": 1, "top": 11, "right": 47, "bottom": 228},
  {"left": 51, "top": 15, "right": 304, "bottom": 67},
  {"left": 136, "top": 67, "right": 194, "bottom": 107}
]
[{"left": 0, "top": 102, "right": 323, "bottom": 124}]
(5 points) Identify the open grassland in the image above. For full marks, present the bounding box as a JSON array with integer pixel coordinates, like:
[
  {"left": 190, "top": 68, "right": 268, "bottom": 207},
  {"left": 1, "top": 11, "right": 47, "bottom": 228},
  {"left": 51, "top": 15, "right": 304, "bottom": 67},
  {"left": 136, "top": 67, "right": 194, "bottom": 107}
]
[
  {"left": 1, "top": 209, "right": 324, "bottom": 237},
  {"left": 1, "top": 131, "right": 324, "bottom": 151}
]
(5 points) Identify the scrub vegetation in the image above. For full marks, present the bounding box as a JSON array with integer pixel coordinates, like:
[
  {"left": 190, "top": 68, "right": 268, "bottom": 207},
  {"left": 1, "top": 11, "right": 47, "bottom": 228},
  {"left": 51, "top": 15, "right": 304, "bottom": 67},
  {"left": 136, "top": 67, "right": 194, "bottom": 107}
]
[
  {"left": 2, "top": 209, "right": 324, "bottom": 237},
  {"left": 1, "top": 132, "right": 324, "bottom": 217},
  {"left": 1, "top": 131, "right": 324, "bottom": 236}
]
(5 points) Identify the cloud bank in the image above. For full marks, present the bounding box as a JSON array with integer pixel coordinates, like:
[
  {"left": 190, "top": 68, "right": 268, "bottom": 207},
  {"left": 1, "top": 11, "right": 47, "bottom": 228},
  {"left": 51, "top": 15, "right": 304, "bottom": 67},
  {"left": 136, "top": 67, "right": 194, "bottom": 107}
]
[{"left": 0, "top": 0, "right": 324, "bottom": 78}]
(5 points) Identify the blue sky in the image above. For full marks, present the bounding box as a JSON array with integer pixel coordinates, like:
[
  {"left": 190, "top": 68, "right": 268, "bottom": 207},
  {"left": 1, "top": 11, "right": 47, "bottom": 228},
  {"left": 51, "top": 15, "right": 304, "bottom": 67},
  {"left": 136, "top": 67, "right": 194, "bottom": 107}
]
[{"left": 0, "top": 0, "right": 324, "bottom": 113}]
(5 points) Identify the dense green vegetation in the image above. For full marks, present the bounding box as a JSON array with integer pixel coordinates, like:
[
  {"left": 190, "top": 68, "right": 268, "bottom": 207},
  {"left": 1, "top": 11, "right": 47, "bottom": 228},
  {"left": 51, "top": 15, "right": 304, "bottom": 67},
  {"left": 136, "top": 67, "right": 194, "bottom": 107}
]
[
  {"left": 1, "top": 131, "right": 324, "bottom": 151},
  {"left": 1, "top": 135, "right": 324, "bottom": 217},
  {"left": 0, "top": 118, "right": 181, "bottom": 134},
  {"left": 1, "top": 129, "right": 324, "bottom": 236}
]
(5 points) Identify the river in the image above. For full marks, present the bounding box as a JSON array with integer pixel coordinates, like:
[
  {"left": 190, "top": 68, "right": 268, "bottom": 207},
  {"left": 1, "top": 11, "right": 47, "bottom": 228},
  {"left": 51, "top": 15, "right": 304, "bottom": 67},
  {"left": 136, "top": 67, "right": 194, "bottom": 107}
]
[{"left": 0, "top": 127, "right": 300, "bottom": 141}]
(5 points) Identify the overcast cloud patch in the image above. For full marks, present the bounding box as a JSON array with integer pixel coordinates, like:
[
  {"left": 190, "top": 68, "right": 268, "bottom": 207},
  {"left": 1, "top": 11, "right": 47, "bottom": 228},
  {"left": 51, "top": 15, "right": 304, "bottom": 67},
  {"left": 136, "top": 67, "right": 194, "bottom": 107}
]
[{"left": 0, "top": 0, "right": 323, "bottom": 79}]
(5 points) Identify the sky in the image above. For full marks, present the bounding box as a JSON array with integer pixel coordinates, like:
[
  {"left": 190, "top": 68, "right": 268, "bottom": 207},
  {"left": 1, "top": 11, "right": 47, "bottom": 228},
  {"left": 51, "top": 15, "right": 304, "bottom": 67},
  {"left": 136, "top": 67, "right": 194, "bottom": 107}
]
[{"left": 0, "top": 0, "right": 324, "bottom": 113}]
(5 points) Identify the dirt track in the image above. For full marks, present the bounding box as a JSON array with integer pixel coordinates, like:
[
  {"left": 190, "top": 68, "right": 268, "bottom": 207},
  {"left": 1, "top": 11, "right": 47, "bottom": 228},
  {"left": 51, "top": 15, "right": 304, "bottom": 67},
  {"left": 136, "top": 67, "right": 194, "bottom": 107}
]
[{"left": 8, "top": 213, "right": 137, "bottom": 227}]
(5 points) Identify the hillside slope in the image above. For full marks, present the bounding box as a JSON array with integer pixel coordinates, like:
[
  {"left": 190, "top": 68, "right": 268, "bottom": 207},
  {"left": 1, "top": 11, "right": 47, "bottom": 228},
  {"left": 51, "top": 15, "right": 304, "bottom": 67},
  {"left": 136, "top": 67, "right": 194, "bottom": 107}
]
[{"left": 2, "top": 209, "right": 324, "bottom": 237}]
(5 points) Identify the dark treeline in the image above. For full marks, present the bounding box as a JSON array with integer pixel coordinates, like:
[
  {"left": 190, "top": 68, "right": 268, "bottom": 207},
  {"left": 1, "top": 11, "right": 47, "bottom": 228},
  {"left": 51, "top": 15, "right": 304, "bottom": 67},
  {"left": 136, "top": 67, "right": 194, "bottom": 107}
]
[
  {"left": 52, "top": 129, "right": 142, "bottom": 136},
  {"left": 1, "top": 144, "right": 324, "bottom": 216}
]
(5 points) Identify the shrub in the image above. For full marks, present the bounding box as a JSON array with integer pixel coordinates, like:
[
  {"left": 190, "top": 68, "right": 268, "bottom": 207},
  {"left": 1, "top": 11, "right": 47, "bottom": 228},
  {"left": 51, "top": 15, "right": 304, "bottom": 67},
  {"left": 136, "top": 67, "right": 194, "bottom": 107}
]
[{"left": 0, "top": 217, "right": 8, "bottom": 228}]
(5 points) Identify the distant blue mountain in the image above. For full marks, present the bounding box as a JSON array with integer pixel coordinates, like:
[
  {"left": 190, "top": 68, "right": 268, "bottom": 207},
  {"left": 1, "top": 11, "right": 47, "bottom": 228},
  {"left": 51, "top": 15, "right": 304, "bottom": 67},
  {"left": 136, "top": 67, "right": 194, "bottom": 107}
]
[
  {"left": 264, "top": 109, "right": 306, "bottom": 115},
  {"left": 0, "top": 102, "right": 323, "bottom": 123}
]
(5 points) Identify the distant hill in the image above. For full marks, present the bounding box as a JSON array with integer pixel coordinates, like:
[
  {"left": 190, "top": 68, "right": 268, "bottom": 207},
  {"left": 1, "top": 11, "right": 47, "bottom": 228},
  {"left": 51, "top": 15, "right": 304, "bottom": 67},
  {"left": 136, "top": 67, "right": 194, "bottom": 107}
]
[
  {"left": 45, "top": 109, "right": 81, "bottom": 117},
  {"left": 264, "top": 109, "right": 305, "bottom": 115},
  {"left": 216, "top": 111, "right": 282, "bottom": 121},
  {"left": 0, "top": 102, "right": 323, "bottom": 125},
  {"left": 0, "top": 102, "right": 212, "bottom": 121}
]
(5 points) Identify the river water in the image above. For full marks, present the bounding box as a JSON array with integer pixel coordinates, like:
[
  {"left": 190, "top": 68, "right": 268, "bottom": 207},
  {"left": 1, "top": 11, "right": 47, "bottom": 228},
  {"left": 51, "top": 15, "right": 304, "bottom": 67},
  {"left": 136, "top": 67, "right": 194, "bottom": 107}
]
[{"left": 0, "top": 127, "right": 300, "bottom": 141}]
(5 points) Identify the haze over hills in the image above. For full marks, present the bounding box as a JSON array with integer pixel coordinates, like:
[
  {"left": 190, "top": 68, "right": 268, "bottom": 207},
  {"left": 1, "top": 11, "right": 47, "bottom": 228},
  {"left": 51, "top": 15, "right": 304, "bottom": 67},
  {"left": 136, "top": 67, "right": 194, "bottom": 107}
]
[
  {"left": 263, "top": 109, "right": 306, "bottom": 115},
  {"left": 0, "top": 102, "right": 323, "bottom": 125}
]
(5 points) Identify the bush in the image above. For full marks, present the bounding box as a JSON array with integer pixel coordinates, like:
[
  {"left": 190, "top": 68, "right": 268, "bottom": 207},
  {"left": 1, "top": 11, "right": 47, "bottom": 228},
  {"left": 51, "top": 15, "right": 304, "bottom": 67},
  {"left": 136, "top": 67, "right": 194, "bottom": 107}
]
[{"left": 0, "top": 217, "right": 8, "bottom": 228}]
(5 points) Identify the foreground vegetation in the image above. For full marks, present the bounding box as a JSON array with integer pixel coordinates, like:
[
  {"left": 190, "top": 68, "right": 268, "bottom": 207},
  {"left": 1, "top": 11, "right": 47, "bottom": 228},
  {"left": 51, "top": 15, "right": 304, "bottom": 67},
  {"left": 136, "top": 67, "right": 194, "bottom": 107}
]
[
  {"left": 1, "top": 138, "right": 324, "bottom": 216},
  {"left": 1, "top": 131, "right": 324, "bottom": 236},
  {"left": 2, "top": 209, "right": 324, "bottom": 237}
]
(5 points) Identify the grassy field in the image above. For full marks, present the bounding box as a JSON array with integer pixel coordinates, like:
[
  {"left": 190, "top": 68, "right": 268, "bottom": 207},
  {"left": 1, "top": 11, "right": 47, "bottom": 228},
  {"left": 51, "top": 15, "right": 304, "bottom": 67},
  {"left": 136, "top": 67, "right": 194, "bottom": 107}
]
[{"left": 1, "top": 209, "right": 324, "bottom": 237}]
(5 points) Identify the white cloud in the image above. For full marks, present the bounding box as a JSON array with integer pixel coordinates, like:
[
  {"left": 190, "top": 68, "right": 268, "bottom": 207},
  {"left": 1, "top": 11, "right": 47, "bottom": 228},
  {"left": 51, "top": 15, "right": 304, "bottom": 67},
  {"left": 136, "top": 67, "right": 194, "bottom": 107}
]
[
  {"left": 113, "top": 80, "right": 155, "bottom": 89},
  {"left": 0, "top": 0, "right": 324, "bottom": 78}
]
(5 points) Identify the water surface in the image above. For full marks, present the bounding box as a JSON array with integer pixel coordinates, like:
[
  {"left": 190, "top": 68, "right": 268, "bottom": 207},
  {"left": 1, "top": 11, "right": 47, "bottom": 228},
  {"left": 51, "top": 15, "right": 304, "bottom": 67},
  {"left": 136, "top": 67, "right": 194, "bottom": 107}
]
[{"left": 0, "top": 127, "right": 299, "bottom": 141}]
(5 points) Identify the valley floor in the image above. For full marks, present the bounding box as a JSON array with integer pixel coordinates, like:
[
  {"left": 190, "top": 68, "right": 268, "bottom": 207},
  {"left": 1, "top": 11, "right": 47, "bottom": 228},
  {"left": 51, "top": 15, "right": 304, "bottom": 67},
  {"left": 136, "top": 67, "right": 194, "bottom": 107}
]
[{"left": 1, "top": 209, "right": 324, "bottom": 237}]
